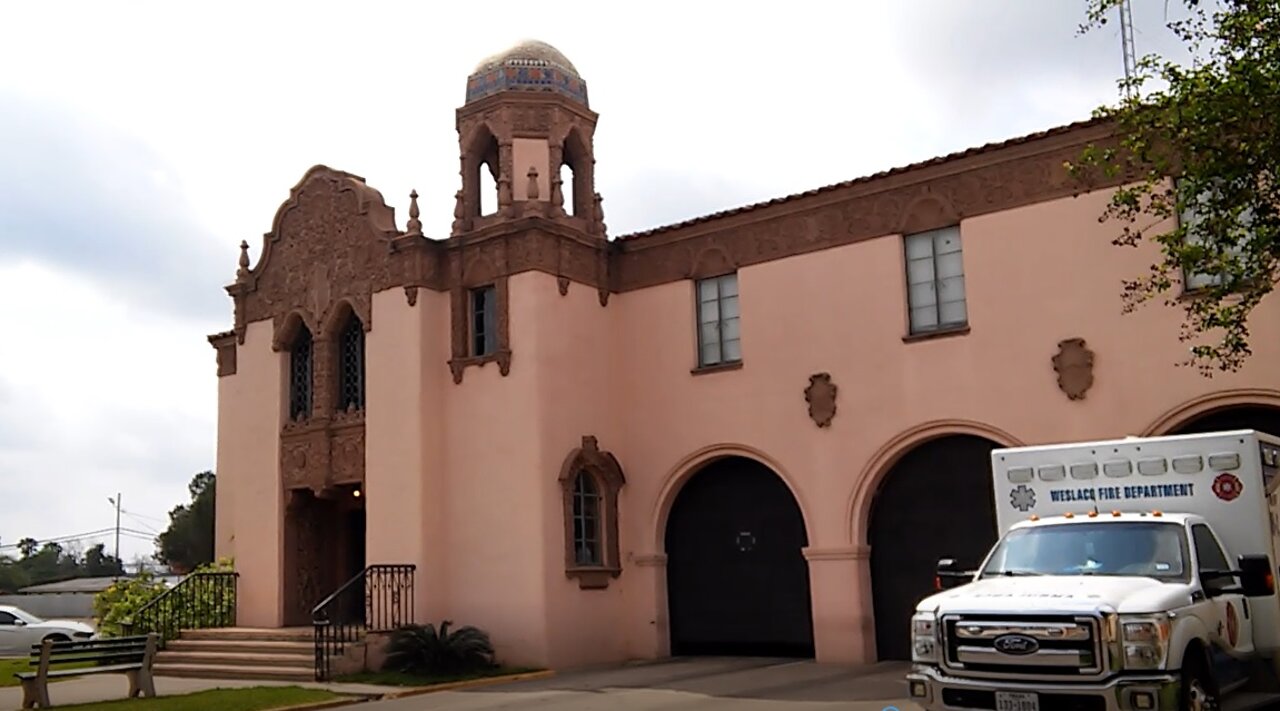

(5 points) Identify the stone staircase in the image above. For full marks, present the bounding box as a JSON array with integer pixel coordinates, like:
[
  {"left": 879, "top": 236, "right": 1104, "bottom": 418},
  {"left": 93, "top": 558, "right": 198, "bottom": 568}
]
[{"left": 152, "top": 627, "right": 316, "bottom": 682}]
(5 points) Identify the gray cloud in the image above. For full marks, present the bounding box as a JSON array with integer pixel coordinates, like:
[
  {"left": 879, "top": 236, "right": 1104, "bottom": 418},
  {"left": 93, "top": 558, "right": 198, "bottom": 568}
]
[{"left": 0, "top": 91, "right": 231, "bottom": 323}]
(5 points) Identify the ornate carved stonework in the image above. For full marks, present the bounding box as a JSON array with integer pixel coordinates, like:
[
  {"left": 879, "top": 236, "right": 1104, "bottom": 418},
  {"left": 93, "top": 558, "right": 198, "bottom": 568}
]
[
  {"left": 211, "top": 121, "right": 1129, "bottom": 395},
  {"left": 804, "top": 372, "right": 838, "bottom": 428},
  {"left": 209, "top": 331, "right": 237, "bottom": 377},
  {"left": 1053, "top": 337, "right": 1095, "bottom": 401},
  {"left": 610, "top": 120, "right": 1124, "bottom": 292},
  {"left": 558, "top": 435, "right": 626, "bottom": 590}
]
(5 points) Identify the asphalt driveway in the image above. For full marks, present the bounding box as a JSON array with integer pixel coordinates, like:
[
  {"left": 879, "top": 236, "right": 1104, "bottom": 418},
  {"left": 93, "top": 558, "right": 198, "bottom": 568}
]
[{"left": 362, "top": 657, "right": 918, "bottom": 710}]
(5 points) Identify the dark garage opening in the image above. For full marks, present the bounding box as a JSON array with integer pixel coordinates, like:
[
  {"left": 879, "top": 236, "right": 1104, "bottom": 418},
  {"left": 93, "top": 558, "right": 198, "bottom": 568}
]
[
  {"left": 868, "top": 434, "right": 1001, "bottom": 661},
  {"left": 664, "top": 456, "right": 814, "bottom": 657}
]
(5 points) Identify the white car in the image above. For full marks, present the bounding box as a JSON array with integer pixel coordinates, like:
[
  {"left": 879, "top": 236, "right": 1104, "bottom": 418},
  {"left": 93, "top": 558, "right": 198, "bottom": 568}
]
[{"left": 0, "top": 605, "right": 96, "bottom": 656}]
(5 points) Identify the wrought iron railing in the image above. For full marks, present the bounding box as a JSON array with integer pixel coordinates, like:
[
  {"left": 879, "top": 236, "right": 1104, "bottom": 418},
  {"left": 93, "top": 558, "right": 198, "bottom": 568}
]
[
  {"left": 312, "top": 564, "right": 415, "bottom": 681},
  {"left": 122, "top": 571, "right": 239, "bottom": 646}
]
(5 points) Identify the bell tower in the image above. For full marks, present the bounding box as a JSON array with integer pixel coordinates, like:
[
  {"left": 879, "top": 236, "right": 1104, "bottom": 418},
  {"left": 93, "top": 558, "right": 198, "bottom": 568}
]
[{"left": 452, "top": 40, "right": 605, "bottom": 238}]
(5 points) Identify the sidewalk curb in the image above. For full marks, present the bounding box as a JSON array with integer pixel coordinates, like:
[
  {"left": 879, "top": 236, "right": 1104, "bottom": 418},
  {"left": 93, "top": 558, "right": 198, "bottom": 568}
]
[
  {"left": 383, "top": 670, "right": 555, "bottom": 699},
  {"left": 270, "top": 696, "right": 379, "bottom": 711}
]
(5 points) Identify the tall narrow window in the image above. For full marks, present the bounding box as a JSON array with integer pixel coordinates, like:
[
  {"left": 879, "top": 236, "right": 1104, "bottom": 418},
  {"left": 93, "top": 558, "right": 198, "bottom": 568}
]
[
  {"left": 572, "top": 472, "right": 602, "bottom": 566},
  {"left": 905, "top": 225, "right": 967, "bottom": 334},
  {"left": 470, "top": 285, "right": 497, "bottom": 357},
  {"left": 337, "top": 314, "right": 364, "bottom": 411},
  {"left": 695, "top": 273, "right": 740, "bottom": 367},
  {"left": 1179, "top": 183, "right": 1251, "bottom": 291},
  {"left": 288, "top": 325, "right": 313, "bottom": 421}
]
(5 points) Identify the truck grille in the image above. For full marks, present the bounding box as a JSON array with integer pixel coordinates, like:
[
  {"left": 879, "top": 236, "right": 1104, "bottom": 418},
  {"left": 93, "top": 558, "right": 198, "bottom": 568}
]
[{"left": 941, "top": 614, "right": 1104, "bottom": 677}]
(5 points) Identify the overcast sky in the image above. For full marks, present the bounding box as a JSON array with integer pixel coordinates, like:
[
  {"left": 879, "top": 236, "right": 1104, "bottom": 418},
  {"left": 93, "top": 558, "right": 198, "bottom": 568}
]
[{"left": 0, "top": 0, "right": 1194, "bottom": 566}]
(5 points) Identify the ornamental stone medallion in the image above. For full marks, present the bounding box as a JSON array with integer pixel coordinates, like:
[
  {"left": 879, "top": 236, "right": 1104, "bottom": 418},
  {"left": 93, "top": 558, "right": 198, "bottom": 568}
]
[
  {"left": 805, "top": 372, "right": 838, "bottom": 428},
  {"left": 1052, "top": 337, "right": 1095, "bottom": 400}
]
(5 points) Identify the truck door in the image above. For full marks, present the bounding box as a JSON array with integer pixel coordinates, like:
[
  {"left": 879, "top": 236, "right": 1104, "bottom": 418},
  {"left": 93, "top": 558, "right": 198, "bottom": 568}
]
[{"left": 1192, "top": 523, "right": 1255, "bottom": 660}]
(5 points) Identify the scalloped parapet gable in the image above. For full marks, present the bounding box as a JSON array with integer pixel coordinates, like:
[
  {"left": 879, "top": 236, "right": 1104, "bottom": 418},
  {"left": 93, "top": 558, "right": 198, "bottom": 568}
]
[{"left": 227, "top": 166, "right": 403, "bottom": 343}]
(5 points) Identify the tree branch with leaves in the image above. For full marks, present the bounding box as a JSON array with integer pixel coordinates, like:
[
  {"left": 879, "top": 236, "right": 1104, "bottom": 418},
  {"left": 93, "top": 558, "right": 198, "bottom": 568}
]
[{"left": 1069, "top": 0, "right": 1278, "bottom": 375}]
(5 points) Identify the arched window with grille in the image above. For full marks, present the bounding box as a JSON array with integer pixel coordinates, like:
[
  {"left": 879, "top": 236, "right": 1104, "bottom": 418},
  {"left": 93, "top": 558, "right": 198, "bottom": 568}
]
[
  {"left": 558, "top": 436, "right": 626, "bottom": 589},
  {"left": 572, "top": 472, "right": 602, "bottom": 566},
  {"left": 288, "top": 324, "right": 313, "bottom": 421},
  {"left": 337, "top": 312, "right": 365, "bottom": 412}
]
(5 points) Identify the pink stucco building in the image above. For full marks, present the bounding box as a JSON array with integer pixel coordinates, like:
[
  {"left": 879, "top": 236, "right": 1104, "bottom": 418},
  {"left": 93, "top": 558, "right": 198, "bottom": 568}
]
[{"left": 207, "top": 40, "right": 1280, "bottom": 675}]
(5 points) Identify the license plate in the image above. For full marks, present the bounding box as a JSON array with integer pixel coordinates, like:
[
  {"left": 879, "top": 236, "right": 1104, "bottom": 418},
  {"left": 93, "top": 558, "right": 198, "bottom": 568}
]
[{"left": 995, "top": 691, "right": 1039, "bottom": 711}]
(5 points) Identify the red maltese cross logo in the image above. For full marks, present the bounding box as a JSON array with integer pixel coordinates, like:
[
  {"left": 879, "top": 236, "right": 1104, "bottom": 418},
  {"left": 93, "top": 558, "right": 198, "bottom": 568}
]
[{"left": 1212, "top": 473, "right": 1243, "bottom": 502}]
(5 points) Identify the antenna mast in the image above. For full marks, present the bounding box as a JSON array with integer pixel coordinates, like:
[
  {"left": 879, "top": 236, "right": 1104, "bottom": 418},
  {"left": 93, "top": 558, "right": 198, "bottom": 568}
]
[{"left": 1119, "top": 0, "right": 1138, "bottom": 98}]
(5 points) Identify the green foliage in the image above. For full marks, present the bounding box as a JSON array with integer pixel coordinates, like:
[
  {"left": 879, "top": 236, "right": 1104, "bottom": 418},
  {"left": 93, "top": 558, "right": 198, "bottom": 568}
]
[
  {"left": 92, "top": 570, "right": 167, "bottom": 638},
  {"left": 0, "top": 541, "right": 124, "bottom": 592},
  {"left": 93, "top": 557, "right": 235, "bottom": 639},
  {"left": 1069, "top": 0, "right": 1279, "bottom": 375},
  {"left": 156, "top": 471, "right": 216, "bottom": 573},
  {"left": 381, "top": 621, "right": 497, "bottom": 676}
]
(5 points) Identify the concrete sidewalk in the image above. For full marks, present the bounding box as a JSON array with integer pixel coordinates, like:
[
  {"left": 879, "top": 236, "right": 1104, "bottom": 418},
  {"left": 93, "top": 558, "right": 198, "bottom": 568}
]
[
  {"left": 353, "top": 658, "right": 920, "bottom": 711},
  {"left": 0, "top": 674, "right": 397, "bottom": 710}
]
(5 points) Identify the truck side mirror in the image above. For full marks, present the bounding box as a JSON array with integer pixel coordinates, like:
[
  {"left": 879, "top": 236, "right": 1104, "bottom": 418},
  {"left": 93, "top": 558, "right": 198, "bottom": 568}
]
[
  {"left": 1237, "top": 554, "right": 1275, "bottom": 597},
  {"left": 936, "top": 558, "right": 972, "bottom": 591}
]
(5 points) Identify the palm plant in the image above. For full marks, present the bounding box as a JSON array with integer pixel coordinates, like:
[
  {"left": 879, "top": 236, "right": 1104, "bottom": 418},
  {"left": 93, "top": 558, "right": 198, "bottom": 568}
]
[{"left": 382, "top": 621, "right": 496, "bottom": 675}]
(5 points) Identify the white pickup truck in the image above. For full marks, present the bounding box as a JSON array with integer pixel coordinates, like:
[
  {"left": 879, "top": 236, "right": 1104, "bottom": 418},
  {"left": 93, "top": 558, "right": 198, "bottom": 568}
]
[{"left": 906, "top": 429, "right": 1280, "bottom": 711}]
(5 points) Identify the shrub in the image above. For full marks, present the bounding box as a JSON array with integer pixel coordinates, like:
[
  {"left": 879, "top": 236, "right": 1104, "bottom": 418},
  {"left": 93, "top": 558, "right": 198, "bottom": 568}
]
[
  {"left": 93, "top": 571, "right": 167, "bottom": 638},
  {"left": 382, "top": 621, "right": 496, "bottom": 676},
  {"left": 93, "top": 557, "right": 235, "bottom": 638}
]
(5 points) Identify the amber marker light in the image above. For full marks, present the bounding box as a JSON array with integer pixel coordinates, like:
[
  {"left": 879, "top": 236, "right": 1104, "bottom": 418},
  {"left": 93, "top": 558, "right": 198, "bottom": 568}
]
[{"left": 1064, "top": 512, "right": 1075, "bottom": 518}]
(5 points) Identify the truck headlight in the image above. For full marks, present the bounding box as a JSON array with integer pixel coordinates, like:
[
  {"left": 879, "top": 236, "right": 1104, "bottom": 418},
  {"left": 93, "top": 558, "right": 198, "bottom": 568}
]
[
  {"left": 1120, "top": 615, "right": 1170, "bottom": 669},
  {"left": 911, "top": 612, "right": 940, "bottom": 662}
]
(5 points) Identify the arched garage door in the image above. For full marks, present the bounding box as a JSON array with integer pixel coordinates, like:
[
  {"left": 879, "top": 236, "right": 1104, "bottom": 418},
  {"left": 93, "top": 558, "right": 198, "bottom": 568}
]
[
  {"left": 664, "top": 456, "right": 814, "bottom": 657},
  {"left": 1167, "top": 405, "right": 1280, "bottom": 438},
  {"left": 868, "top": 434, "right": 1001, "bottom": 660}
]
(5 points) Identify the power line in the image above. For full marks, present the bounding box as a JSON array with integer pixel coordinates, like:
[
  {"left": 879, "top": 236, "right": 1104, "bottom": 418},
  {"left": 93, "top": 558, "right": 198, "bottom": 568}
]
[{"left": 0, "top": 528, "right": 119, "bottom": 549}]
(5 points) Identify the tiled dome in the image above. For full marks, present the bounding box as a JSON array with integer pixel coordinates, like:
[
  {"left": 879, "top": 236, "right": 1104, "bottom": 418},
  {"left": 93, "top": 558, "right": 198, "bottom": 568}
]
[{"left": 465, "top": 39, "right": 589, "bottom": 107}]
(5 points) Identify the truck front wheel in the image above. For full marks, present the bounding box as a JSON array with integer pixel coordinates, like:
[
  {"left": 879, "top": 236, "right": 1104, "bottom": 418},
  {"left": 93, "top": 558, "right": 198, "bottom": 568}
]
[{"left": 1181, "top": 658, "right": 1220, "bottom": 711}]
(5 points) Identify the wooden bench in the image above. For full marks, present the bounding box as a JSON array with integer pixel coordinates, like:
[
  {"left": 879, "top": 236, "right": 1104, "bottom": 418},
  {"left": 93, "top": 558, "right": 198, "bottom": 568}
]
[{"left": 15, "top": 633, "right": 158, "bottom": 709}]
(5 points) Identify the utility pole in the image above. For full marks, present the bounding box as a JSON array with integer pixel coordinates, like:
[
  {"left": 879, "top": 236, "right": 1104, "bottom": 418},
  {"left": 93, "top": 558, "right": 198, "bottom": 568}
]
[{"left": 108, "top": 494, "right": 121, "bottom": 563}]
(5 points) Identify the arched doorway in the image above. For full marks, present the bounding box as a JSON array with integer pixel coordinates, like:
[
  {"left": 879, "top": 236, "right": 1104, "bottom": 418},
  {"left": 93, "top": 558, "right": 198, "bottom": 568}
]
[
  {"left": 664, "top": 456, "right": 813, "bottom": 657},
  {"left": 868, "top": 434, "right": 1001, "bottom": 661},
  {"left": 282, "top": 484, "right": 366, "bottom": 626},
  {"left": 1166, "top": 405, "right": 1280, "bottom": 438}
]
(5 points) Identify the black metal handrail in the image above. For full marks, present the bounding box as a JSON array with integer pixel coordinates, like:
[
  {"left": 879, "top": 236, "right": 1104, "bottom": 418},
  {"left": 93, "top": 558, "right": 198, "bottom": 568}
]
[
  {"left": 122, "top": 571, "right": 238, "bottom": 646},
  {"left": 312, "top": 564, "right": 415, "bottom": 681}
]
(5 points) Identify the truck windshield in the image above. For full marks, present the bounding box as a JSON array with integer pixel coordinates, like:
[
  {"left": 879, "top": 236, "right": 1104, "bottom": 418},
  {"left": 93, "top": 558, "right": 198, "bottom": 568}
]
[{"left": 981, "top": 521, "right": 1190, "bottom": 581}]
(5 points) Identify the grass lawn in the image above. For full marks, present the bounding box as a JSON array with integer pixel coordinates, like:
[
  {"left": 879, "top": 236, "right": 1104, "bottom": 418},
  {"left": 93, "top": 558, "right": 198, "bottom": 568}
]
[
  {"left": 0, "top": 656, "right": 93, "bottom": 688},
  {"left": 49, "top": 686, "right": 346, "bottom": 710},
  {"left": 335, "top": 665, "right": 541, "bottom": 687}
]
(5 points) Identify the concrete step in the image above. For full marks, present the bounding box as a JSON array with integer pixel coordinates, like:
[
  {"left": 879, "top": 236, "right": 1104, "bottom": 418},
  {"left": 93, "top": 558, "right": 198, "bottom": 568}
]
[
  {"left": 153, "top": 662, "right": 314, "bottom": 682},
  {"left": 155, "top": 651, "right": 314, "bottom": 669},
  {"left": 178, "top": 627, "right": 314, "bottom": 642},
  {"left": 164, "top": 639, "right": 313, "bottom": 656}
]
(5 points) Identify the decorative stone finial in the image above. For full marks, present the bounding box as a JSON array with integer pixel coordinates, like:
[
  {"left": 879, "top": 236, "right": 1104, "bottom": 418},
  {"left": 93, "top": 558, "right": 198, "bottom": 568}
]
[
  {"left": 592, "top": 193, "right": 607, "bottom": 235},
  {"left": 236, "top": 240, "right": 251, "bottom": 281},
  {"left": 406, "top": 189, "right": 423, "bottom": 237},
  {"left": 451, "top": 190, "right": 467, "bottom": 234},
  {"left": 527, "top": 166, "right": 540, "bottom": 200},
  {"left": 550, "top": 175, "right": 564, "bottom": 213}
]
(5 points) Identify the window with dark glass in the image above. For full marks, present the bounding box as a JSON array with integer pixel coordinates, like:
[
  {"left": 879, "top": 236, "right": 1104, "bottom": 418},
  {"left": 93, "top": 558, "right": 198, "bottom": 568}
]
[
  {"left": 288, "top": 325, "right": 313, "bottom": 420},
  {"left": 470, "top": 285, "right": 497, "bottom": 356},
  {"left": 337, "top": 314, "right": 365, "bottom": 411},
  {"left": 572, "top": 471, "right": 602, "bottom": 566},
  {"left": 1192, "top": 523, "right": 1232, "bottom": 595}
]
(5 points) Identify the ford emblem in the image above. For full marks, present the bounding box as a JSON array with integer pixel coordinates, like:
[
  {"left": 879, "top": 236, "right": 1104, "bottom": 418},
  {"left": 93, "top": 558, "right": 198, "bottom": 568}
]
[{"left": 993, "top": 634, "right": 1040, "bottom": 655}]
